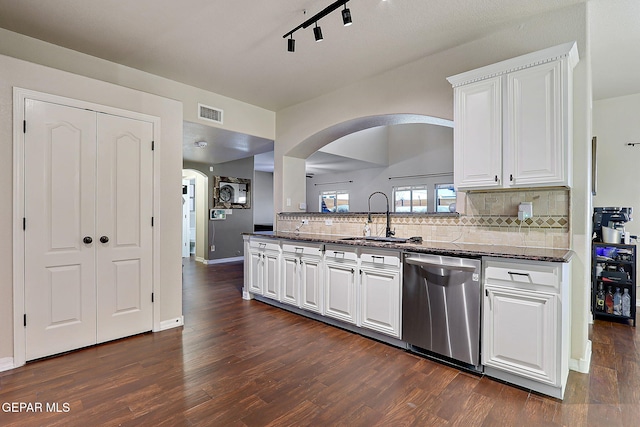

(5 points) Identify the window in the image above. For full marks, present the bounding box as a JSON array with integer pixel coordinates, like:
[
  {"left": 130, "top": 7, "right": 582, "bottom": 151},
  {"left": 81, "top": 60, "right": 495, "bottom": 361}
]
[
  {"left": 393, "top": 185, "right": 427, "bottom": 213},
  {"left": 435, "top": 183, "right": 456, "bottom": 212},
  {"left": 320, "top": 191, "right": 350, "bottom": 213}
]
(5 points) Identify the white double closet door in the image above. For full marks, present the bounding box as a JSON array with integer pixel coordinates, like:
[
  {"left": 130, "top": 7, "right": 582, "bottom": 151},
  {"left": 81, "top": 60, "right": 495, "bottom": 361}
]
[{"left": 24, "top": 99, "right": 154, "bottom": 361}]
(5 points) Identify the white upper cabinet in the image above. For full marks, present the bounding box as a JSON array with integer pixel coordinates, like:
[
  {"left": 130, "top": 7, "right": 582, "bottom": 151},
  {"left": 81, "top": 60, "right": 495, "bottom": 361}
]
[
  {"left": 448, "top": 42, "right": 579, "bottom": 191},
  {"left": 453, "top": 76, "right": 503, "bottom": 188}
]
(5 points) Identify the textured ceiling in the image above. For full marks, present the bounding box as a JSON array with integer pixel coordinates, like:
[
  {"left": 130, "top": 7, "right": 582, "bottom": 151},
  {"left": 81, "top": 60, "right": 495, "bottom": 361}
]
[
  {"left": 1, "top": 0, "right": 637, "bottom": 169},
  {"left": 0, "top": 0, "right": 593, "bottom": 111}
]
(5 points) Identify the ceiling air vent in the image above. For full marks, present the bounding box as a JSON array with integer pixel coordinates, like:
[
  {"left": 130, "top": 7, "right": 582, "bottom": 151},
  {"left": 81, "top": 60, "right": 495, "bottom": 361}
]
[{"left": 198, "top": 103, "right": 223, "bottom": 124}]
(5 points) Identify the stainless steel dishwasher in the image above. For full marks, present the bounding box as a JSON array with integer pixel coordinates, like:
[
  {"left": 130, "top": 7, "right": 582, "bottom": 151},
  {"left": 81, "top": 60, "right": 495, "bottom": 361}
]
[{"left": 402, "top": 252, "right": 482, "bottom": 372}]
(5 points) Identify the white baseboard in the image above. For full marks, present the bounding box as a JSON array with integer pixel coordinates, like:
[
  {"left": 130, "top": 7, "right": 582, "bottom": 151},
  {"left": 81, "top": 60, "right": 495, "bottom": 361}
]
[
  {"left": 159, "top": 316, "right": 184, "bottom": 331},
  {"left": 0, "top": 357, "right": 15, "bottom": 372},
  {"left": 195, "top": 256, "right": 205, "bottom": 264},
  {"left": 569, "top": 339, "right": 592, "bottom": 373},
  {"left": 206, "top": 256, "right": 244, "bottom": 265}
]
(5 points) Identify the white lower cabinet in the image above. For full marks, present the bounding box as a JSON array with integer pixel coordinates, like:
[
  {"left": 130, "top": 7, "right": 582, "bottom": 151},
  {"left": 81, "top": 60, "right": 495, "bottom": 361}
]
[
  {"left": 482, "top": 257, "right": 570, "bottom": 399},
  {"left": 483, "top": 285, "right": 557, "bottom": 384},
  {"left": 324, "top": 260, "right": 357, "bottom": 324},
  {"left": 359, "top": 266, "right": 400, "bottom": 338},
  {"left": 300, "top": 257, "right": 323, "bottom": 313},
  {"left": 281, "top": 250, "right": 322, "bottom": 312},
  {"left": 246, "top": 238, "right": 281, "bottom": 300},
  {"left": 281, "top": 255, "right": 299, "bottom": 305}
]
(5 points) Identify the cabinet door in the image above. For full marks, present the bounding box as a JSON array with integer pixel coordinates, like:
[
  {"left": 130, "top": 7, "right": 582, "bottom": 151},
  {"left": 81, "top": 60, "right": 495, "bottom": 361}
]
[
  {"left": 248, "top": 250, "right": 263, "bottom": 294},
  {"left": 360, "top": 267, "right": 400, "bottom": 337},
  {"left": 263, "top": 251, "right": 280, "bottom": 300},
  {"left": 454, "top": 77, "right": 503, "bottom": 189},
  {"left": 281, "top": 255, "right": 299, "bottom": 306},
  {"left": 507, "top": 61, "right": 566, "bottom": 187},
  {"left": 324, "top": 262, "right": 357, "bottom": 324},
  {"left": 483, "top": 286, "right": 557, "bottom": 385},
  {"left": 300, "top": 257, "right": 322, "bottom": 314}
]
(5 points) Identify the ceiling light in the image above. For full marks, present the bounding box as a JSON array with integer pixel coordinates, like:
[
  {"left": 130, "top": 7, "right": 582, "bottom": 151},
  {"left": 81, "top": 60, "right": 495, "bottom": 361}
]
[
  {"left": 194, "top": 140, "right": 208, "bottom": 148},
  {"left": 282, "top": 0, "right": 352, "bottom": 51},
  {"left": 287, "top": 35, "right": 295, "bottom": 52},
  {"left": 342, "top": 5, "right": 352, "bottom": 26},
  {"left": 314, "top": 22, "right": 323, "bottom": 42}
]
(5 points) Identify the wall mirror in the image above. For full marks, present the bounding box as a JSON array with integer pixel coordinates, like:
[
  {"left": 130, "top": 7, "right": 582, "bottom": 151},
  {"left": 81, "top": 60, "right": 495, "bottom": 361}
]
[{"left": 213, "top": 176, "right": 251, "bottom": 209}]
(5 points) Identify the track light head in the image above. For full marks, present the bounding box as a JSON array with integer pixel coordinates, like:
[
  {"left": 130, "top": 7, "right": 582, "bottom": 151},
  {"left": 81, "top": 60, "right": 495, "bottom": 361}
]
[
  {"left": 313, "top": 22, "right": 323, "bottom": 42},
  {"left": 287, "top": 35, "right": 295, "bottom": 52},
  {"left": 342, "top": 6, "right": 352, "bottom": 26}
]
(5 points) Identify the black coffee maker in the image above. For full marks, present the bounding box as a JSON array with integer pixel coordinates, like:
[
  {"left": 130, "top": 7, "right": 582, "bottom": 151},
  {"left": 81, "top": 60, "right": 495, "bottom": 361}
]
[{"left": 593, "top": 207, "right": 632, "bottom": 242}]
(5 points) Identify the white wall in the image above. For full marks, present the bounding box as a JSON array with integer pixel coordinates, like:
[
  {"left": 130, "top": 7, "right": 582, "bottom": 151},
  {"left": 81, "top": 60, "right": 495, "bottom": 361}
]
[
  {"left": 593, "top": 93, "right": 640, "bottom": 235},
  {"left": 0, "top": 28, "right": 275, "bottom": 141},
  {"left": 320, "top": 127, "right": 389, "bottom": 166},
  {"left": 0, "top": 54, "right": 183, "bottom": 360},
  {"left": 254, "top": 171, "right": 274, "bottom": 226}
]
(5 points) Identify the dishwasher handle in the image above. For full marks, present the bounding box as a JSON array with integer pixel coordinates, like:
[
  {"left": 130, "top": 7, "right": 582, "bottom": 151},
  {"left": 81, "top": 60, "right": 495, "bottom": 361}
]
[{"left": 404, "top": 256, "right": 477, "bottom": 272}]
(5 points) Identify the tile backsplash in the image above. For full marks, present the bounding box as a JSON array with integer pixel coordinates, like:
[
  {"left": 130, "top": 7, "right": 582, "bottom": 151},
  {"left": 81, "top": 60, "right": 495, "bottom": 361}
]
[{"left": 277, "top": 188, "right": 570, "bottom": 249}]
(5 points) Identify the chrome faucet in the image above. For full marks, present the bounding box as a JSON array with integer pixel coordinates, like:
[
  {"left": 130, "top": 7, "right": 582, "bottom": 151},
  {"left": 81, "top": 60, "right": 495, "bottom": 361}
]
[{"left": 367, "top": 191, "right": 395, "bottom": 238}]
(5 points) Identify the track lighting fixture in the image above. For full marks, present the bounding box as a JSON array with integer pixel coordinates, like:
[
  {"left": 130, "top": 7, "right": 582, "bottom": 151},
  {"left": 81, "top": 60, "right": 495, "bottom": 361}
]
[
  {"left": 313, "top": 22, "right": 323, "bottom": 42},
  {"left": 283, "top": 0, "right": 352, "bottom": 52},
  {"left": 342, "top": 5, "right": 352, "bottom": 26}
]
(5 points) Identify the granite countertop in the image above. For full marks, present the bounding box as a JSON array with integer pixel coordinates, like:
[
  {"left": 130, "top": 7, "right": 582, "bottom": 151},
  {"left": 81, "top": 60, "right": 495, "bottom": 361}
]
[{"left": 243, "top": 232, "right": 574, "bottom": 263}]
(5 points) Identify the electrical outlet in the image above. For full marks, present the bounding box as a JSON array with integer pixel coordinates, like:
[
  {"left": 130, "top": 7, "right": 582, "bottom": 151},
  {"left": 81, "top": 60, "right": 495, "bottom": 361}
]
[
  {"left": 210, "top": 245, "right": 215, "bottom": 251},
  {"left": 286, "top": 198, "right": 291, "bottom": 207},
  {"left": 301, "top": 219, "right": 309, "bottom": 225},
  {"left": 325, "top": 219, "right": 333, "bottom": 226}
]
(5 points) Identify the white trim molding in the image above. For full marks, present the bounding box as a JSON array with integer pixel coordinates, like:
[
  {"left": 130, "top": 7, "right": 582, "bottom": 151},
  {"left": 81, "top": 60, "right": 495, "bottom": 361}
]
[
  {"left": 206, "top": 256, "right": 244, "bottom": 265},
  {"left": 569, "top": 339, "right": 592, "bottom": 374},
  {"left": 159, "top": 316, "right": 184, "bottom": 331},
  {"left": 0, "top": 357, "right": 15, "bottom": 372},
  {"left": 447, "top": 41, "right": 578, "bottom": 88}
]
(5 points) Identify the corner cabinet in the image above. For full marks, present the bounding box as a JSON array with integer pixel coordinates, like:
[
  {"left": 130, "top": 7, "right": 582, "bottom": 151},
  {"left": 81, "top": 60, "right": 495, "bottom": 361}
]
[
  {"left": 482, "top": 257, "right": 570, "bottom": 399},
  {"left": 447, "top": 42, "right": 579, "bottom": 191},
  {"left": 247, "top": 238, "right": 281, "bottom": 300}
]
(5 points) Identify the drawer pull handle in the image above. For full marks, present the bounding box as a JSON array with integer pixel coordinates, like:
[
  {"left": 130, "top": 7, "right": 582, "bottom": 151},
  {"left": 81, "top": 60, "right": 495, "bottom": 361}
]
[
  {"left": 333, "top": 251, "right": 345, "bottom": 257},
  {"left": 371, "top": 255, "right": 385, "bottom": 263},
  {"left": 295, "top": 247, "right": 304, "bottom": 253},
  {"left": 508, "top": 271, "right": 530, "bottom": 277},
  {"left": 258, "top": 243, "right": 266, "bottom": 248}
]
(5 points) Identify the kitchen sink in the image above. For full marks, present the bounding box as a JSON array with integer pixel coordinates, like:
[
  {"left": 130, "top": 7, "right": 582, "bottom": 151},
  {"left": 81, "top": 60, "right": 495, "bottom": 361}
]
[{"left": 341, "top": 236, "right": 410, "bottom": 243}]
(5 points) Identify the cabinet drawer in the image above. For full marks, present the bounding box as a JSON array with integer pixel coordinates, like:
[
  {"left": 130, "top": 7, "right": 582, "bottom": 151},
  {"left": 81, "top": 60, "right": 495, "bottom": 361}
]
[
  {"left": 484, "top": 258, "right": 560, "bottom": 292},
  {"left": 361, "top": 252, "right": 400, "bottom": 268},
  {"left": 282, "top": 243, "right": 322, "bottom": 257},
  {"left": 325, "top": 246, "right": 358, "bottom": 262},
  {"left": 250, "top": 239, "right": 280, "bottom": 252}
]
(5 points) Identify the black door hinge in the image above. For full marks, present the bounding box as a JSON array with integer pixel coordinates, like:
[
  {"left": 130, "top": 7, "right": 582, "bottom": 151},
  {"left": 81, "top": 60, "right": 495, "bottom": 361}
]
[
  {"left": 23, "top": 314, "right": 27, "bottom": 327},
  {"left": 23, "top": 218, "right": 26, "bottom": 230},
  {"left": 151, "top": 217, "right": 154, "bottom": 227},
  {"left": 151, "top": 293, "right": 154, "bottom": 303},
  {"left": 151, "top": 141, "right": 155, "bottom": 151},
  {"left": 23, "top": 120, "right": 26, "bottom": 133}
]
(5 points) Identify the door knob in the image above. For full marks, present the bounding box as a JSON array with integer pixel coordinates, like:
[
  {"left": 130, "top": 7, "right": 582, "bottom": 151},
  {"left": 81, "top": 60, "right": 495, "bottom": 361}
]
[
  {"left": 100, "top": 236, "right": 109, "bottom": 243},
  {"left": 83, "top": 236, "right": 93, "bottom": 244}
]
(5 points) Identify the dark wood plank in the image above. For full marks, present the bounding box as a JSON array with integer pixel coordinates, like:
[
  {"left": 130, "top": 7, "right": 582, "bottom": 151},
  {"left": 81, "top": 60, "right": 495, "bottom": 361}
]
[{"left": 0, "top": 258, "right": 639, "bottom": 426}]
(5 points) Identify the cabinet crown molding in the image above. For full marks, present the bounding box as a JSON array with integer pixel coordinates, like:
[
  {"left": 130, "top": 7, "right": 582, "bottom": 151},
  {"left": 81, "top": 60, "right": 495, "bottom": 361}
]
[{"left": 447, "top": 41, "right": 579, "bottom": 88}]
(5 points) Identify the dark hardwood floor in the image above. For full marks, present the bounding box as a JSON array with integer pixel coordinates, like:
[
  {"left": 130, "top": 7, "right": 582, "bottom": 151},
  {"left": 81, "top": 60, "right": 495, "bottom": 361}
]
[{"left": 1, "top": 257, "right": 639, "bottom": 426}]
